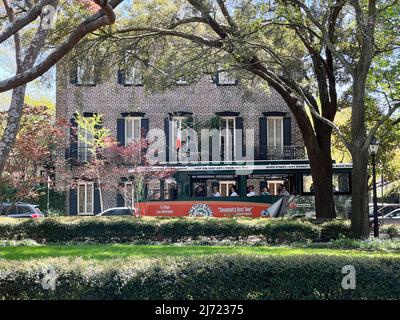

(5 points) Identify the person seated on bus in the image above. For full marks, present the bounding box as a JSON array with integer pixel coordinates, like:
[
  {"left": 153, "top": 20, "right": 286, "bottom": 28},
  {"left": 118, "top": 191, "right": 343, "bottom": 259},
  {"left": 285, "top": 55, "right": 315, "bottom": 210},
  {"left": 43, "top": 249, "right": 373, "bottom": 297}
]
[
  {"left": 230, "top": 185, "right": 239, "bottom": 197},
  {"left": 169, "top": 183, "right": 178, "bottom": 200},
  {"left": 261, "top": 186, "right": 271, "bottom": 196},
  {"left": 195, "top": 185, "right": 206, "bottom": 197},
  {"left": 279, "top": 185, "right": 290, "bottom": 196},
  {"left": 246, "top": 185, "right": 256, "bottom": 197},
  {"left": 212, "top": 187, "right": 221, "bottom": 197}
]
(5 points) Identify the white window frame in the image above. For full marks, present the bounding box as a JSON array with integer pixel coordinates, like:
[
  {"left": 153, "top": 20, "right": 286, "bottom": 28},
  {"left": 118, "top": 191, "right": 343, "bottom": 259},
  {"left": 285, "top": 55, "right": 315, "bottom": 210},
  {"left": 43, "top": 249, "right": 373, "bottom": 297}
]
[
  {"left": 125, "top": 117, "right": 142, "bottom": 146},
  {"left": 171, "top": 116, "right": 187, "bottom": 159},
  {"left": 77, "top": 183, "right": 94, "bottom": 215},
  {"left": 218, "top": 71, "right": 237, "bottom": 85},
  {"left": 267, "top": 116, "right": 284, "bottom": 149},
  {"left": 76, "top": 63, "right": 95, "bottom": 85},
  {"left": 124, "top": 61, "right": 143, "bottom": 86},
  {"left": 219, "top": 181, "right": 236, "bottom": 197},
  {"left": 78, "top": 126, "right": 93, "bottom": 162},
  {"left": 176, "top": 77, "right": 188, "bottom": 85},
  {"left": 220, "top": 116, "right": 236, "bottom": 161},
  {"left": 123, "top": 181, "right": 134, "bottom": 207},
  {"left": 267, "top": 180, "right": 285, "bottom": 196}
]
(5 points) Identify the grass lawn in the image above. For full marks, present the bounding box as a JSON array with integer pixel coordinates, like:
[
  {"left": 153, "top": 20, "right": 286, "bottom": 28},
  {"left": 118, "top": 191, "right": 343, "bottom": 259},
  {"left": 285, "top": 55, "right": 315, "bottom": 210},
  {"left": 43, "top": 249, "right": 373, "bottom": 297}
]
[{"left": 1, "top": 244, "right": 400, "bottom": 260}]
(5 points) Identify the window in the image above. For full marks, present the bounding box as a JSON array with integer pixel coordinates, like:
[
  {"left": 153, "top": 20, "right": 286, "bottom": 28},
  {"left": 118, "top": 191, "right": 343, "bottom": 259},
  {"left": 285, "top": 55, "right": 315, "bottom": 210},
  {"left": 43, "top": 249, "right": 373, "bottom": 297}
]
[
  {"left": 123, "top": 182, "right": 134, "bottom": 207},
  {"left": 124, "top": 62, "right": 143, "bottom": 86},
  {"left": 267, "top": 117, "right": 283, "bottom": 153},
  {"left": 171, "top": 117, "right": 190, "bottom": 160},
  {"left": 218, "top": 71, "right": 237, "bottom": 85},
  {"left": 220, "top": 117, "right": 236, "bottom": 161},
  {"left": 76, "top": 63, "right": 95, "bottom": 85},
  {"left": 176, "top": 77, "right": 188, "bottom": 85},
  {"left": 267, "top": 180, "right": 285, "bottom": 195},
  {"left": 77, "top": 183, "right": 94, "bottom": 215},
  {"left": 125, "top": 117, "right": 142, "bottom": 146},
  {"left": 78, "top": 126, "right": 94, "bottom": 162},
  {"left": 302, "top": 173, "right": 350, "bottom": 194},
  {"left": 219, "top": 181, "right": 236, "bottom": 197},
  {"left": 17, "top": 205, "right": 32, "bottom": 214}
]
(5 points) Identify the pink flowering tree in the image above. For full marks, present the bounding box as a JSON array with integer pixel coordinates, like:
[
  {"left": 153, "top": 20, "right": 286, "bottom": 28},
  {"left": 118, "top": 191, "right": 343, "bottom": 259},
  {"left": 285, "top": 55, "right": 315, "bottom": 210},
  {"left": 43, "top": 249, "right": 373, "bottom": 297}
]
[
  {"left": 0, "top": 105, "right": 67, "bottom": 209},
  {"left": 61, "top": 114, "right": 175, "bottom": 215}
]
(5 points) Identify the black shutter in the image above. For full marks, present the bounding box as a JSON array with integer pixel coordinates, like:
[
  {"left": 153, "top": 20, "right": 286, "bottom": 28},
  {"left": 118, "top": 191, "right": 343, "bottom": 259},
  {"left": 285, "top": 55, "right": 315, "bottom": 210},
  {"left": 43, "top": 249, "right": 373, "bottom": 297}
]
[
  {"left": 212, "top": 74, "right": 219, "bottom": 84},
  {"left": 93, "top": 64, "right": 100, "bottom": 85},
  {"left": 235, "top": 117, "right": 245, "bottom": 157},
  {"left": 117, "top": 119, "right": 125, "bottom": 147},
  {"left": 141, "top": 118, "right": 149, "bottom": 139},
  {"left": 116, "top": 191, "right": 125, "bottom": 207},
  {"left": 69, "top": 117, "right": 78, "bottom": 161},
  {"left": 94, "top": 185, "right": 101, "bottom": 214},
  {"left": 283, "top": 117, "right": 292, "bottom": 146},
  {"left": 69, "top": 66, "right": 78, "bottom": 84},
  {"left": 164, "top": 118, "right": 170, "bottom": 162},
  {"left": 117, "top": 70, "right": 124, "bottom": 85},
  {"left": 69, "top": 188, "right": 77, "bottom": 215},
  {"left": 259, "top": 117, "right": 267, "bottom": 160}
]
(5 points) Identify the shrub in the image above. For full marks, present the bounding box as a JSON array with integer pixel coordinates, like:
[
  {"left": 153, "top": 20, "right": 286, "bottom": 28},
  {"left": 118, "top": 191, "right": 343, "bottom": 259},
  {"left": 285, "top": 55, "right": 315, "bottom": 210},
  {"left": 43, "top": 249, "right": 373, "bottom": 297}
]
[
  {"left": 0, "top": 217, "right": 322, "bottom": 243},
  {"left": 320, "top": 220, "right": 352, "bottom": 242},
  {"left": 0, "top": 255, "right": 399, "bottom": 299},
  {"left": 384, "top": 225, "right": 400, "bottom": 240},
  {"left": 260, "top": 219, "right": 320, "bottom": 243}
]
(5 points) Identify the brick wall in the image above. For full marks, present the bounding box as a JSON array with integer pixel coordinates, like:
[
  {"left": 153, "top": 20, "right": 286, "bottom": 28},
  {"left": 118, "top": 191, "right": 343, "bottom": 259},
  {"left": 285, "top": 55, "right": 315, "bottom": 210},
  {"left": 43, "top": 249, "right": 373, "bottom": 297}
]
[{"left": 56, "top": 65, "right": 305, "bottom": 213}]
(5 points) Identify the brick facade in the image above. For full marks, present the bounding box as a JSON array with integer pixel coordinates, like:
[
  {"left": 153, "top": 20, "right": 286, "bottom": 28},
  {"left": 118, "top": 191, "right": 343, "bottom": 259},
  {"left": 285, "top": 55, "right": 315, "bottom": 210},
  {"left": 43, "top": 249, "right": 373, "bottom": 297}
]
[{"left": 56, "top": 65, "right": 305, "bottom": 214}]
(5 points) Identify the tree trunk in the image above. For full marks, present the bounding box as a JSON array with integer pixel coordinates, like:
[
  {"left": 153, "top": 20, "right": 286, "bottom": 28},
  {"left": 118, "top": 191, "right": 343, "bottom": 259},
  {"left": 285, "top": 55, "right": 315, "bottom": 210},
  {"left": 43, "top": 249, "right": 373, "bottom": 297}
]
[
  {"left": 304, "top": 129, "right": 336, "bottom": 219},
  {"left": 350, "top": 147, "right": 369, "bottom": 238},
  {"left": 308, "top": 151, "right": 336, "bottom": 219},
  {"left": 350, "top": 76, "right": 370, "bottom": 238},
  {"left": 0, "top": 85, "right": 27, "bottom": 177}
]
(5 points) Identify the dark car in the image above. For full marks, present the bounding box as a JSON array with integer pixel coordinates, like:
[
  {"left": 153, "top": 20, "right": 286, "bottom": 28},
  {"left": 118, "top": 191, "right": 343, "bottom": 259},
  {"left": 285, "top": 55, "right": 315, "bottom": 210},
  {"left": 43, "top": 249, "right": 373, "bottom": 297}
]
[
  {"left": 0, "top": 203, "right": 44, "bottom": 218},
  {"left": 96, "top": 207, "right": 136, "bottom": 217}
]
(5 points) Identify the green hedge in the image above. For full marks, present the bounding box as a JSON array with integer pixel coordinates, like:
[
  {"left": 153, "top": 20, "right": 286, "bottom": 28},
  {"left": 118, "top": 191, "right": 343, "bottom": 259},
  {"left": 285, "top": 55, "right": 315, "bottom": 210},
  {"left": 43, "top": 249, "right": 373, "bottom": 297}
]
[
  {"left": 0, "top": 255, "right": 399, "bottom": 299},
  {"left": 0, "top": 217, "right": 323, "bottom": 243},
  {"left": 320, "top": 220, "right": 352, "bottom": 242}
]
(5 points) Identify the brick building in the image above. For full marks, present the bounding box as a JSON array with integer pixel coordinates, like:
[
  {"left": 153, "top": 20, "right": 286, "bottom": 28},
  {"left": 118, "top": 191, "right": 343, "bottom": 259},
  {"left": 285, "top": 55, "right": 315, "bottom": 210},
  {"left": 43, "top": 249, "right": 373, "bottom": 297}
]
[{"left": 56, "top": 63, "right": 320, "bottom": 216}]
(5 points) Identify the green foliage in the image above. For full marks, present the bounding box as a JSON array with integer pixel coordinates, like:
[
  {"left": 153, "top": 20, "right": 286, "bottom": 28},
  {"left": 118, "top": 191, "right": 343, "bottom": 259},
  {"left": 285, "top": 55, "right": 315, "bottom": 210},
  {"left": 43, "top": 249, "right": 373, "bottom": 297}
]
[
  {"left": 384, "top": 225, "right": 400, "bottom": 240},
  {"left": 37, "top": 187, "right": 66, "bottom": 214},
  {"left": 0, "top": 255, "right": 399, "bottom": 299},
  {"left": 0, "top": 217, "right": 355, "bottom": 243},
  {"left": 320, "top": 220, "right": 352, "bottom": 242}
]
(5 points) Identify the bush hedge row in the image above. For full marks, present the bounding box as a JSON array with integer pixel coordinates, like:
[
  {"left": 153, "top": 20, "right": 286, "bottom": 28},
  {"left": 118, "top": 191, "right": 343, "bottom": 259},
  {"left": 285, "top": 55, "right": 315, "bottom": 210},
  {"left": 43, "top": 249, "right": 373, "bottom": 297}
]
[
  {"left": 0, "top": 217, "right": 349, "bottom": 243},
  {"left": 0, "top": 255, "right": 399, "bottom": 299}
]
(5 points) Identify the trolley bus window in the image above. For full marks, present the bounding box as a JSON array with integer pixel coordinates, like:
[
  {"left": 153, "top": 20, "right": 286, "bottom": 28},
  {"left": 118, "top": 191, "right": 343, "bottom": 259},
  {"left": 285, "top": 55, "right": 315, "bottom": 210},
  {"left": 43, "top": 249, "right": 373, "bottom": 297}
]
[{"left": 302, "top": 173, "right": 350, "bottom": 194}]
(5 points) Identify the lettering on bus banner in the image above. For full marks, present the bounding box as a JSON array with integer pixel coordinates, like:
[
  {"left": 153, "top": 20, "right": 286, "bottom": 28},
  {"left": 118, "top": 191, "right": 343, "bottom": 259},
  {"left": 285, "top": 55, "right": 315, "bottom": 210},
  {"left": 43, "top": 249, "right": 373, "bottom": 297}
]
[{"left": 137, "top": 200, "right": 283, "bottom": 218}]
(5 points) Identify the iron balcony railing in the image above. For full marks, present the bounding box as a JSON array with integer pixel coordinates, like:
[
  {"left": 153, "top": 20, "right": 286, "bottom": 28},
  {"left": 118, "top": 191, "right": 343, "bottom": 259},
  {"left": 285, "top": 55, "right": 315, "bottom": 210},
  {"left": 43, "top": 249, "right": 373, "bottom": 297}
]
[{"left": 265, "top": 145, "right": 305, "bottom": 160}]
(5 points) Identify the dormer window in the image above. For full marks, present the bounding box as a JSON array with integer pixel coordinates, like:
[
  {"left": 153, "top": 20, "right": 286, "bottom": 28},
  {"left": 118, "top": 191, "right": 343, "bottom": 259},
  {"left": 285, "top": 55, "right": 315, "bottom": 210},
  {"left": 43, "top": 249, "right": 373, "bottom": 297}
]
[
  {"left": 217, "top": 71, "right": 237, "bottom": 86},
  {"left": 176, "top": 76, "right": 188, "bottom": 85},
  {"left": 124, "top": 61, "right": 143, "bottom": 86},
  {"left": 71, "top": 62, "right": 95, "bottom": 86}
]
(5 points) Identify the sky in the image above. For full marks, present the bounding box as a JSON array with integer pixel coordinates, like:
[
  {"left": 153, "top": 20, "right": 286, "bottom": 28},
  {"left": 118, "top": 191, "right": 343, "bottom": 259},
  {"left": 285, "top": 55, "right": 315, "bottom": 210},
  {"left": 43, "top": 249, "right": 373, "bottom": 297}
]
[{"left": 0, "top": 43, "right": 56, "bottom": 111}]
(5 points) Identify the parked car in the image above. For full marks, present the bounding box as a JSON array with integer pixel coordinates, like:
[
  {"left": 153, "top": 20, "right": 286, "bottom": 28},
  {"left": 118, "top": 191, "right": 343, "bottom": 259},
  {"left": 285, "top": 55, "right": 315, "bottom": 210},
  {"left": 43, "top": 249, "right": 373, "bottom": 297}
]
[
  {"left": 0, "top": 202, "right": 44, "bottom": 218},
  {"left": 369, "top": 203, "right": 400, "bottom": 218},
  {"left": 369, "top": 208, "right": 400, "bottom": 227},
  {"left": 96, "top": 207, "right": 137, "bottom": 217}
]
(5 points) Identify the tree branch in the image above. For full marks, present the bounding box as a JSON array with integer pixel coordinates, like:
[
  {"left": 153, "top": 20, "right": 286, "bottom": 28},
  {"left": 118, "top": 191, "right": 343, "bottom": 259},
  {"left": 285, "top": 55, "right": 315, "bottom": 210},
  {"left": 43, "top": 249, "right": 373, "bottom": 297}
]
[
  {"left": 0, "top": 0, "right": 122, "bottom": 93},
  {"left": 0, "top": 0, "right": 54, "bottom": 45}
]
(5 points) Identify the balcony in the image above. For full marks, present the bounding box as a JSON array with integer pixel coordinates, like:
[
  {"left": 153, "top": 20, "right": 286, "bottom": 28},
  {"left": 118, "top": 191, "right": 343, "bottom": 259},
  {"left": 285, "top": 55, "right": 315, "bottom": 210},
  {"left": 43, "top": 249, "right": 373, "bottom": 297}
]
[{"left": 265, "top": 146, "right": 305, "bottom": 160}]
